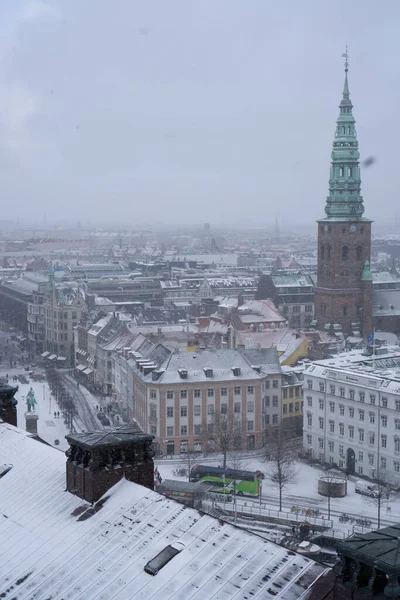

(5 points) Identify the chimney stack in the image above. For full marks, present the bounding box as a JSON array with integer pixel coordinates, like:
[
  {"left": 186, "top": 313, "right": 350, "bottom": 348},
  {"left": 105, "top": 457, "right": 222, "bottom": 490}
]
[{"left": 66, "top": 427, "right": 154, "bottom": 504}]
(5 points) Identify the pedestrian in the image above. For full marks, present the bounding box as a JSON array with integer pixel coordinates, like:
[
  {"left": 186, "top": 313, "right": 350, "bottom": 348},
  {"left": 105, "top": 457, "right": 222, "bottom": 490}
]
[
  {"left": 57, "top": 411, "right": 60, "bottom": 418},
  {"left": 292, "top": 525, "right": 296, "bottom": 536},
  {"left": 387, "top": 506, "right": 391, "bottom": 514},
  {"left": 54, "top": 412, "right": 57, "bottom": 419}
]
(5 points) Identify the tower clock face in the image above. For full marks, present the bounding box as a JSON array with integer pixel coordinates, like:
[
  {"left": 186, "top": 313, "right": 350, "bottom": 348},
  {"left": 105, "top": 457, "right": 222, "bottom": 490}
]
[
  {"left": 324, "top": 225, "right": 329, "bottom": 232},
  {"left": 350, "top": 225, "right": 356, "bottom": 232}
]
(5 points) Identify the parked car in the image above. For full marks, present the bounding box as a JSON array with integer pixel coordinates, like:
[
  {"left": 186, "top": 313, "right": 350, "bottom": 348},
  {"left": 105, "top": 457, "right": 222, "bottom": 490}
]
[{"left": 355, "top": 480, "right": 380, "bottom": 498}]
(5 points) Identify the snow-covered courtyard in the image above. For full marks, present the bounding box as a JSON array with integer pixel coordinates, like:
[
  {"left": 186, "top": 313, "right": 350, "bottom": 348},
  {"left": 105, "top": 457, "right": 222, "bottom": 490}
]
[{"left": 156, "top": 452, "right": 400, "bottom": 535}]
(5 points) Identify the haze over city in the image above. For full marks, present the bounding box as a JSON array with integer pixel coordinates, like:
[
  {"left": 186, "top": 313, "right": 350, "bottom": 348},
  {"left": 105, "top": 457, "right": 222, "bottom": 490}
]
[
  {"left": 0, "top": 0, "right": 399, "bottom": 227},
  {"left": 3, "top": 3, "right": 400, "bottom": 599}
]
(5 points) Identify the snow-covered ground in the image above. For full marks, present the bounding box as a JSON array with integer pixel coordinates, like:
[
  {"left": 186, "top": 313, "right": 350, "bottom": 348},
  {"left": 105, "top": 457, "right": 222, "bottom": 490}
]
[
  {"left": 13, "top": 375, "right": 70, "bottom": 452},
  {"left": 155, "top": 453, "right": 400, "bottom": 534}
]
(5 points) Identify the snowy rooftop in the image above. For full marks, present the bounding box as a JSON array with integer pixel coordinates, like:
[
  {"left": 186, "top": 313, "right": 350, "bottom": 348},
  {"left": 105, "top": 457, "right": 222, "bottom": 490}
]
[
  {"left": 0, "top": 422, "right": 326, "bottom": 599},
  {"left": 133, "top": 348, "right": 281, "bottom": 385}
]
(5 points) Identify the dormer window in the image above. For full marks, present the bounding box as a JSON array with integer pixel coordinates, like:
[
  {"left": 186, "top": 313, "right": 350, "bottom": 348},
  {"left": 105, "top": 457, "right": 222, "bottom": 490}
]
[
  {"left": 204, "top": 367, "right": 213, "bottom": 378},
  {"left": 178, "top": 369, "right": 188, "bottom": 380},
  {"left": 231, "top": 366, "right": 241, "bottom": 376}
]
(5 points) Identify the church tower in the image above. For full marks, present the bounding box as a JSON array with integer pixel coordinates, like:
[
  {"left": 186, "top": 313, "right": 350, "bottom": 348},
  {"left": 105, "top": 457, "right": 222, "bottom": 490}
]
[{"left": 314, "top": 51, "right": 372, "bottom": 336}]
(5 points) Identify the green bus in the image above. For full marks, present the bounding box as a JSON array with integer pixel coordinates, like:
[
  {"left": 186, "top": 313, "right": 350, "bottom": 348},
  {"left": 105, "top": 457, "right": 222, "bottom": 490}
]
[{"left": 189, "top": 465, "right": 263, "bottom": 497}]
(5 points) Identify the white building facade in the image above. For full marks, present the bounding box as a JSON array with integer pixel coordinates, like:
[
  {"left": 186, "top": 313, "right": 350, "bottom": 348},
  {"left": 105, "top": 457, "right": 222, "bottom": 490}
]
[{"left": 303, "top": 356, "right": 400, "bottom": 485}]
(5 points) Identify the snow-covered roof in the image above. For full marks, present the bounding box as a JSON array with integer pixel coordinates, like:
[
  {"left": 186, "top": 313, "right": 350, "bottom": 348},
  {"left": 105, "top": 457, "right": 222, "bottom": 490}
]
[
  {"left": 0, "top": 422, "right": 326, "bottom": 599},
  {"left": 372, "top": 289, "right": 400, "bottom": 316}
]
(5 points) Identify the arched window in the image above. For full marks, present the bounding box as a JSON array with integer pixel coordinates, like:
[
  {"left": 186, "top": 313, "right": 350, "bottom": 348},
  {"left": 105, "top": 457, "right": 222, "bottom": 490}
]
[
  {"left": 348, "top": 126, "right": 351, "bottom": 134},
  {"left": 321, "top": 245, "right": 325, "bottom": 260},
  {"left": 320, "top": 303, "right": 326, "bottom": 316},
  {"left": 342, "top": 246, "right": 349, "bottom": 261},
  {"left": 326, "top": 245, "right": 331, "bottom": 261},
  {"left": 339, "top": 167, "right": 344, "bottom": 177},
  {"left": 348, "top": 167, "right": 352, "bottom": 177},
  {"left": 357, "top": 245, "right": 363, "bottom": 261},
  {"left": 343, "top": 305, "right": 348, "bottom": 316},
  {"left": 342, "top": 126, "right": 345, "bottom": 134}
]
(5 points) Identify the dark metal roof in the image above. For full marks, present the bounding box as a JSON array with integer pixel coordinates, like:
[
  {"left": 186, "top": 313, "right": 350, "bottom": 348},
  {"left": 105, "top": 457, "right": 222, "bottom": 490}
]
[
  {"left": 337, "top": 524, "right": 400, "bottom": 574},
  {"left": 66, "top": 426, "right": 153, "bottom": 450},
  {"left": 0, "top": 384, "right": 18, "bottom": 399}
]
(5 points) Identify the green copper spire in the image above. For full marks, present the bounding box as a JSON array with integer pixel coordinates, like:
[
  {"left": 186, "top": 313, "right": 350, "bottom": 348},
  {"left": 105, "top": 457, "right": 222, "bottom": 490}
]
[
  {"left": 361, "top": 259, "right": 373, "bottom": 281},
  {"left": 323, "top": 49, "right": 369, "bottom": 221}
]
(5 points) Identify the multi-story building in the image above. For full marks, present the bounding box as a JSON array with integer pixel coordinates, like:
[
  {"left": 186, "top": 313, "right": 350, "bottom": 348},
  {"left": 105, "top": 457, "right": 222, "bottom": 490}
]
[
  {"left": 44, "top": 276, "right": 86, "bottom": 367},
  {"left": 87, "top": 277, "right": 163, "bottom": 306},
  {"left": 0, "top": 273, "right": 47, "bottom": 351},
  {"left": 272, "top": 273, "right": 315, "bottom": 329},
  {"left": 303, "top": 347, "right": 400, "bottom": 485},
  {"left": 126, "top": 345, "right": 282, "bottom": 456},
  {"left": 26, "top": 274, "right": 48, "bottom": 356},
  {"left": 281, "top": 368, "right": 304, "bottom": 434},
  {"left": 314, "top": 55, "right": 372, "bottom": 336}
]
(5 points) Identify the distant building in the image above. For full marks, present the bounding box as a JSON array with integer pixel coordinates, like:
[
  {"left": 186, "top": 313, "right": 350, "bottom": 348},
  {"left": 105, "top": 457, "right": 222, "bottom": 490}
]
[
  {"left": 43, "top": 270, "right": 86, "bottom": 367},
  {"left": 272, "top": 273, "right": 315, "bottom": 328},
  {"left": 0, "top": 273, "right": 48, "bottom": 354},
  {"left": 281, "top": 369, "right": 304, "bottom": 434},
  {"left": 314, "top": 58, "right": 372, "bottom": 336}
]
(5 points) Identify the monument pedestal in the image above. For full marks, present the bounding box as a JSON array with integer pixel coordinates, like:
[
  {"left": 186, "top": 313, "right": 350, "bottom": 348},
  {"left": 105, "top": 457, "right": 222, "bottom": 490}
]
[{"left": 25, "top": 412, "right": 39, "bottom": 435}]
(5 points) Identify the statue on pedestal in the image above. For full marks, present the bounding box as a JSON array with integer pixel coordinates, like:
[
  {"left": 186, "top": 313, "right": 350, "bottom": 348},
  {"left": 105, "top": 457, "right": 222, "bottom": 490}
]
[{"left": 26, "top": 387, "right": 37, "bottom": 413}]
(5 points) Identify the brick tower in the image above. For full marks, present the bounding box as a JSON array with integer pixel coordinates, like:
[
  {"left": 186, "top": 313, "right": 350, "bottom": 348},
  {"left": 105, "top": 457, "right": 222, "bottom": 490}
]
[{"left": 314, "top": 51, "right": 372, "bottom": 336}]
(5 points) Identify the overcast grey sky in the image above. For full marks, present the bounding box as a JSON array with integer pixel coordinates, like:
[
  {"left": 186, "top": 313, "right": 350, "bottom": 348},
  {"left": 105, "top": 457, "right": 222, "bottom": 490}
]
[{"left": 0, "top": 0, "right": 399, "bottom": 227}]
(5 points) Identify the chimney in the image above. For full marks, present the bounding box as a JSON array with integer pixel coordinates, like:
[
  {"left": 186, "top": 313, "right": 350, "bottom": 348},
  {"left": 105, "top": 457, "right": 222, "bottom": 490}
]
[
  {"left": 0, "top": 383, "right": 18, "bottom": 427},
  {"left": 65, "top": 426, "right": 154, "bottom": 504}
]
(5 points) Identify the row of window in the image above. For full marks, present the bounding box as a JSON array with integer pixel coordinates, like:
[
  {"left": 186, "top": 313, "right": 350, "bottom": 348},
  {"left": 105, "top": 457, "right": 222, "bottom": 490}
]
[
  {"left": 164, "top": 421, "right": 255, "bottom": 437},
  {"left": 46, "top": 309, "right": 78, "bottom": 319},
  {"left": 320, "top": 245, "right": 363, "bottom": 262},
  {"left": 164, "top": 401, "right": 256, "bottom": 418},
  {"left": 283, "top": 402, "right": 301, "bottom": 414},
  {"left": 311, "top": 418, "right": 400, "bottom": 450},
  {"left": 311, "top": 400, "right": 396, "bottom": 424},
  {"left": 283, "top": 387, "right": 302, "bottom": 399},
  {"left": 306, "top": 436, "right": 400, "bottom": 473},
  {"left": 264, "top": 414, "right": 279, "bottom": 425},
  {"left": 307, "top": 384, "right": 393, "bottom": 408},
  {"left": 47, "top": 331, "right": 70, "bottom": 342},
  {"left": 161, "top": 385, "right": 257, "bottom": 400},
  {"left": 264, "top": 396, "right": 279, "bottom": 408}
]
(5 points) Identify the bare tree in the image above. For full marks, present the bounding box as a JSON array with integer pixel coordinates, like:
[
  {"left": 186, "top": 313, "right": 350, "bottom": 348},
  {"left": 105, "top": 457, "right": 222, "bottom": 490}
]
[
  {"left": 227, "top": 452, "right": 249, "bottom": 472},
  {"left": 264, "top": 426, "right": 297, "bottom": 511},
  {"left": 211, "top": 409, "right": 241, "bottom": 469},
  {"left": 366, "top": 474, "right": 398, "bottom": 528},
  {"left": 178, "top": 447, "right": 200, "bottom": 481}
]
